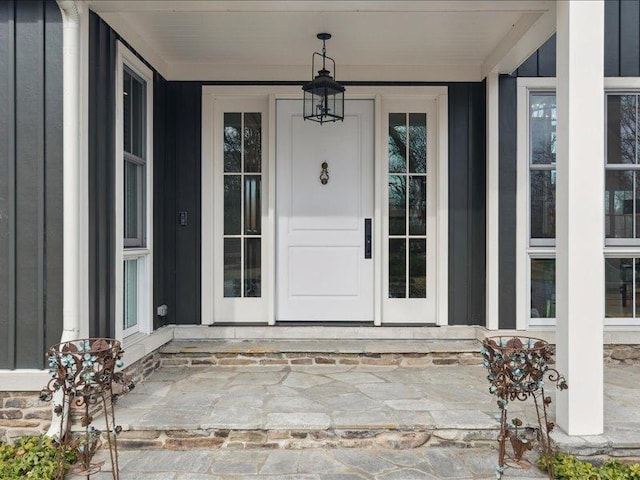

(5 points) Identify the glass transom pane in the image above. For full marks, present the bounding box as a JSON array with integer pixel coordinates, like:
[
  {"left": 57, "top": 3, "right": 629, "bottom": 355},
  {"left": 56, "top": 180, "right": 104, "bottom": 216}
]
[{"left": 123, "top": 68, "right": 145, "bottom": 159}]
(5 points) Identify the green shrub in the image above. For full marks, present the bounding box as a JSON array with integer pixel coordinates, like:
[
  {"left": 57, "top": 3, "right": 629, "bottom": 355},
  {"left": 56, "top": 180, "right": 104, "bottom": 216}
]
[
  {"left": 0, "top": 435, "right": 76, "bottom": 480},
  {"left": 539, "top": 453, "right": 640, "bottom": 480}
]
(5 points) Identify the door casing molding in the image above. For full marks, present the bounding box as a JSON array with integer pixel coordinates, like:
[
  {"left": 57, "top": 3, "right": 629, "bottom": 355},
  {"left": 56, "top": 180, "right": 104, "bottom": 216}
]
[{"left": 201, "top": 85, "right": 448, "bottom": 326}]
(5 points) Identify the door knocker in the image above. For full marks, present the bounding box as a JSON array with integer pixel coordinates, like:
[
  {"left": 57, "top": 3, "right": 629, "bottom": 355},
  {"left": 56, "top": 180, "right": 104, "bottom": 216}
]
[{"left": 319, "top": 162, "right": 329, "bottom": 185}]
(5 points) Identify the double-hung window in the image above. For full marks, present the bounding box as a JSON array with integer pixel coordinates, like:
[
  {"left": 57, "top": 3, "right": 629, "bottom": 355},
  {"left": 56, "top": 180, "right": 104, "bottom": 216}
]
[
  {"left": 604, "top": 90, "right": 640, "bottom": 325},
  {"left": 116, "top": 42, "right": 153, "bottom": 340},
  {"left": 517, "top": 80, "right": 557, "bottom": 328}
]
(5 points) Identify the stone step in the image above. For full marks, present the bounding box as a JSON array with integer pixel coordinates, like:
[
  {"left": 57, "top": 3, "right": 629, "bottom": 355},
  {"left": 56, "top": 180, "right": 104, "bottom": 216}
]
[{"left": 158, "top": 339, "right": 484, "bottom": 367}]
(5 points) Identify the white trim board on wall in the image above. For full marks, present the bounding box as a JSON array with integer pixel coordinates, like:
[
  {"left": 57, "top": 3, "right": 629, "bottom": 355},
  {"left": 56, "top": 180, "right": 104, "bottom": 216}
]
[{"left": 201, "top": 86, "right": 449, "bottom": 326}]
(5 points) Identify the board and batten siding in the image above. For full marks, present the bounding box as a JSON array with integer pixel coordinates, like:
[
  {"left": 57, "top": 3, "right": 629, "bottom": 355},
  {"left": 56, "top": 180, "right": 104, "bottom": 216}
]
[
  {"left": 498, "top": 0, "right": 640, "bottom": 328},
  {"left": 0, "top": 0, "right": 63, "bottom": 369}
]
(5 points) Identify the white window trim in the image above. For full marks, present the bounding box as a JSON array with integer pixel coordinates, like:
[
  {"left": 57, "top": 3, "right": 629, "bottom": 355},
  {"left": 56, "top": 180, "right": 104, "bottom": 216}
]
[
  {"left": 115, "top": 41, "right": 154, "bottom": 342},
  {"left": 516, "top": 77, "right": 557, "bottom": 330},
  {"left": 201, "top": 86, "right": 448, "bottom": 326},
  {"left": 518, "top": 77, "right": 640, "bottom": 329}
]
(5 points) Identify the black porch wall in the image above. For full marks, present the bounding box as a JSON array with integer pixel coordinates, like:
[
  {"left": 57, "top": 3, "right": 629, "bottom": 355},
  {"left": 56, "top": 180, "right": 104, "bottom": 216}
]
[
  {"left": 0, "top": 0, "right": 63, "bottom": 369},
  {"left": 498, "top": 0, "right": 638, "bottom": 328},
  {"left": 448, "top": 83, "right": 486, "bottom": 326}
]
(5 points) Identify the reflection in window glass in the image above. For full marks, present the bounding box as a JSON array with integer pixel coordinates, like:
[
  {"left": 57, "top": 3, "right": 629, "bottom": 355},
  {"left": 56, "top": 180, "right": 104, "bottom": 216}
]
[
  {"left": 388, "top": 112, "right": 428, "bottom": 298},
  {"left": 605, "top": 170, "right": 636, "bottom": 239},
  {"left": 605, "top": 258, "right": 634, "bottom": 317},
  {"left": 124, "top": 161, "right": 139, "bottom": 241},
  {"left": 530, "top": 259, "right": 555, "bottom": 318},
  {"left": 223, "top": 113, "right": 262, "bottom": 298},
  {"left": 530, "top": 170, "right": 556, "bottom": 238},
  {"left": 530, "top": 94, "right": 556, "bottom": 165},
  {"left": 388, "top": 113, "right": 406, "bottom": 173},
  {"left": 123, "top": 259, "right": 138, "bottom": 330},
  {"left": 389, "top": 239, "right": 406, "bottom": 298},
  {"left": 607, "top": 95, "right": 637, "bottom": 165}
]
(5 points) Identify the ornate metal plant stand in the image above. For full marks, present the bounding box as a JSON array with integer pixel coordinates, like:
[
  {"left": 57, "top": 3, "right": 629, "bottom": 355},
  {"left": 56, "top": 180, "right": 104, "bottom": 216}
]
[
  {"left": 481, "top": 336, "right": 568, "bottom": 480},
  {"left": 41, "top": 338, "right": 134, "bottom": 479}
]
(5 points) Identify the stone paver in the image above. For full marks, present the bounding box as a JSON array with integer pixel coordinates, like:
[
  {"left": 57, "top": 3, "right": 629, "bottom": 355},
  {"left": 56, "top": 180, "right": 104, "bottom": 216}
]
[
  {"left": 70, "top": 447, "right": 549, "bottom": 479},
  {"left": 111, "top": 363, "right": 640, "bottom": 453}
]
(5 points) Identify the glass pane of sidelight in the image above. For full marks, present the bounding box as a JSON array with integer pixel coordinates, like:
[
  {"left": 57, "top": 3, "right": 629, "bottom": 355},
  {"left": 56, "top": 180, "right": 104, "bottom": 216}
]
[
  {"left": 129, "top": 74, "right": 145, "bottom": 158},
  {"left": 408, "top": 113, "right": 427, "bottom": 173},
  {"left": 530, "top": 259, "right": 555, "bottom": 318},
  {"left": 244, "top": 176, "right": 261, "bottom": 235},
  {"left": 123, "top": 259, "right": 138, "bottom": 330},
  {"left": 408, "top": 239, "right": 426, "bottom": 298},
  {"left": 607, "top": 94, "right": 637, "bottom": 164},
  {"left": 224, "top": 113, "right": 242, "bottom": 172},
  {"left": 409, "top": 176, "right": 427, "bottom": 236},
  {"left": 224, "top": 175, "right": 241, "bottom": 235},
  {"left": 389, "top": 239, "right": 406, "bottom": 298},
  {"left": 388, "top": 175, "right": 406, "bottom": 236},
  {"left": 605, "top": 258, "right": 633, "bottom": 317},
  {"left": 244, "top": 113, "right": 262, "bottom": 173},
  {"left": 605, "top": 170, "right": 635, "bottom": 238},
  {"left": 223, "top": 238, "right": 242, "bottom": 297},
  {"left": 244, "top": 238, "right": 261, "bottom": 297},
  {"left": 388, "top": 113, "right": 407, "bottom": 173},
  {"left": 124, "top": 161, "right": 139, "bottom": 240},
  {"left": 529, "top": 94, "right": 556, "bottom": 165},
  {"left": 530, "top": 170, "right": 556, "bottom": 238}
]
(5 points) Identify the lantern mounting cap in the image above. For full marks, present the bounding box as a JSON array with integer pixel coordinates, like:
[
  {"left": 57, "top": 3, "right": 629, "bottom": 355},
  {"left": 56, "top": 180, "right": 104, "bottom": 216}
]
[{"left": 317, "top": 33, "right": 331, "bottom": 41}]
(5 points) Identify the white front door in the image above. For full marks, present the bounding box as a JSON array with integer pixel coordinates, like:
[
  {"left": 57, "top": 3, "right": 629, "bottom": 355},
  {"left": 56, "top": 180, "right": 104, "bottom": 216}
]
[{"left": 276, "top": 100, "right": 374, "bottom": 321}]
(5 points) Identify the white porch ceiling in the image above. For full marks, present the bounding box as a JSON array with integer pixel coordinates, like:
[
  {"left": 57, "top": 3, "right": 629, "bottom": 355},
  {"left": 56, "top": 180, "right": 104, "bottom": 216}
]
[{"left": 86, "top": 1, "right": 556, "bottom": 82}]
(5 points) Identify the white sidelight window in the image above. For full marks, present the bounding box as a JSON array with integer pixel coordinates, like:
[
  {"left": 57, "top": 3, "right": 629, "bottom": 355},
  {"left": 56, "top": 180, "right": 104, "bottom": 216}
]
[
  {"left": 115, "top": 42, "right": 153, "bottom": 340},
  {"left": 604, "top": 86, "right": 640, "bottom": 325},
  {"left": 517, "top": 80, "right": 557, "bottom": 328},
  {"left": 382, "top": 99, "right": 439, "bottom": 323}
]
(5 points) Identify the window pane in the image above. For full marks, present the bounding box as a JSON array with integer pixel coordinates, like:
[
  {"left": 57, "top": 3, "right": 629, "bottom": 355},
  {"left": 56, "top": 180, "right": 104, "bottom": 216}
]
[
  {"left": 530, "top": 170, "right": 556, "bottom": 238},
  {"left": 408, "top": 176, "right": 426, "bottom": 236},
  {"left": 130, "top": 75, "right": 145, "bottom": 158},
  {"left": 224, "top": 238, "right": 241, "bottom": 297},
  {"left": 224, "top": 113, "right": 242, "bottom": 172},
  {"left": 605, "top": 170, "right": 635, "bottom": 238},
  {"left": 124, "top": 161, "right": 139, "bottom": 241},
  {"left": 389, "top": 176, "right": 406, "bottom": 235},
  {"left": 530, "top": 259, "right": 555, "bottom": 318},
  {"left": 530, "top": 94, "right": 556, "bottom": 165},
  {"left": 388, "top": 113, "right": 407, "bottom": 173},
  {"left": 123, "top": 259, "right": 138, "bottom": 330},
  {"left": 224, "top": 175, "right": 241, "bottom": 235},
  {"left": 389, "top": 239, "right": 406, "bottom": 298},
  {"left": 244, "top": 176, "right": 261, "bottom": 235},
  {"left": 244, "top": 238, "right": 261, "bottom": 297},
  {"left": 607, "top": 94, "right": 637, "bottom": 164},
  {"left": 244, "top": 113, "right": 262, "bottom": 173},
  {"left": 408, "top": 239, "right": 426, "bottom": 298},
  {"left": 123, "top": 71, "right": 131, "bottom": 154},
  {"left": 605, "top": 258, "right": 633, "bottom": 317},
  {"left": 408, "top": 113, "right": 426, "bottom": 173}
]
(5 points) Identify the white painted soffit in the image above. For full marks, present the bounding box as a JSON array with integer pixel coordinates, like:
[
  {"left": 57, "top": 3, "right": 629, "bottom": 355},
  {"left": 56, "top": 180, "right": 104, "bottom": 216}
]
[{"left": 87, "top": 1, "right": 556, "bottom": 82}]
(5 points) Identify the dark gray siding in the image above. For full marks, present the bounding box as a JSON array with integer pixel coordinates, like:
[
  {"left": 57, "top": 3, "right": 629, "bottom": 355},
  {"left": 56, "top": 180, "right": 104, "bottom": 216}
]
[
  {"left": 0, "top": 0, "right": 62, "bottom": 369},
  {"left": 498, "top": 76, "right": 517, "bottom": 329},
  {"left": 448, "top": 83, "right": 486, "bottom": 326},
  {"left": 498, "top": 0, "right": 638, "bottom": 328},
  {"left": 88, "top": 13, "right": 117, "bottom": 338}
]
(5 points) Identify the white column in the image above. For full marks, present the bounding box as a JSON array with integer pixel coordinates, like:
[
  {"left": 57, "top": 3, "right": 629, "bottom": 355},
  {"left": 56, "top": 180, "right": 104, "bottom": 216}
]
[
  {"left": 555, "top": 0, "right": 604, "bottom": 435},
  {"left": 486, "top": 72, "right": 500, "bottom": 330}
]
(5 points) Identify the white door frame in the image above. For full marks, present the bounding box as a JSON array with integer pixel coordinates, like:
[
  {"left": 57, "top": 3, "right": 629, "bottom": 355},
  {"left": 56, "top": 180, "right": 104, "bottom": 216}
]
[{"left": 201, "top": 85, "right": 448, "bottom": 326}]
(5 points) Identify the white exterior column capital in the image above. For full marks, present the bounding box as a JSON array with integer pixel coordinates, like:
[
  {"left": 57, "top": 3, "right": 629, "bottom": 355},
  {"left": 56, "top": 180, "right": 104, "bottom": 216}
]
[{"left": 555, "top": 0, "right": 605, "bottom": 436}]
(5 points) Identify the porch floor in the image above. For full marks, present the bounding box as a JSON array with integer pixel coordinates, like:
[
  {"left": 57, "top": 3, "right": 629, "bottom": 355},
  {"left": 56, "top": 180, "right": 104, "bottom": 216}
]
[{"left": 112, "top": 358, "right": 640, "bottom": 455}]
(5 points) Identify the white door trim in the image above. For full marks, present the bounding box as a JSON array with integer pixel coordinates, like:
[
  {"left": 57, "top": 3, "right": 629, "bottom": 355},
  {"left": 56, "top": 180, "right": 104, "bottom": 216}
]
[{"left": 201, "top": 85, "right": 448, "bottom": 326}]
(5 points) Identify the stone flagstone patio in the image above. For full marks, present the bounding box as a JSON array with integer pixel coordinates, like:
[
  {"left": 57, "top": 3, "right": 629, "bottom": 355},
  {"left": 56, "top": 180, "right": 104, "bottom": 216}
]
[{"left": 110, "top": 361, "right": 640, "bottom": 455}]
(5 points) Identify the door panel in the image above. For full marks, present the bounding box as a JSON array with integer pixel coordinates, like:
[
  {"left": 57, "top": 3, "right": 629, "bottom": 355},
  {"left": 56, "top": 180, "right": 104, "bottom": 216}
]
[{"left": 276, "top": 100, "right": 374, "bottom": 321}]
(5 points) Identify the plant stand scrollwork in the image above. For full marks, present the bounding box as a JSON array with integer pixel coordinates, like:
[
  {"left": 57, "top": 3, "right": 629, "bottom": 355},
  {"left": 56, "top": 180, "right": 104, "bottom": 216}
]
[
  {"left": 481, "top": 336, "right": 568, "bottom": 480},
  {"left": 40, "top": 338, "right": 134, "bottom": 479}
]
